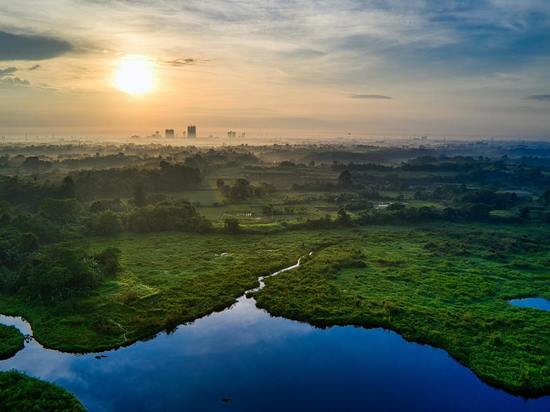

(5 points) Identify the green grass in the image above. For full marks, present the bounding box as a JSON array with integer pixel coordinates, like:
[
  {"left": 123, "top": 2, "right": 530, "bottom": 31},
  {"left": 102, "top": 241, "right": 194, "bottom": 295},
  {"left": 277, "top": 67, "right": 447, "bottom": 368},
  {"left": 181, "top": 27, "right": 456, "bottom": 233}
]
[
  {"left": 0, "top": 224, "right": 547, "bottom": 397},
  {"left": 0, "top": 325, "right": 24, "bottom": 360},
  {"left": 254, "top": 224, "right": 550, "bottom": 396},
  {"left": 0, "top": 231, "right": 328, "bottom": 352},
  {"left": 0, "top": 371, "right": 85, "bottom": 412}
]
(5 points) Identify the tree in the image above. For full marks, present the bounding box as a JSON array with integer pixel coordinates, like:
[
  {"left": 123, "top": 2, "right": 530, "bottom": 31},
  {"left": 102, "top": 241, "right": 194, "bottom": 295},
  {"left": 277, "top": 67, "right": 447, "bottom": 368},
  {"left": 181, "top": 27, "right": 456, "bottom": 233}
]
[
  {"left": 133, "top": 183, "right": 147, "bottom": 207},
  {"left": 229, "top": 179, "right": 253, "bottom": 201},
  {"left": 59, "top": 176, "right": 76, "bottom": 198},
  {"left": 22, "top": 245, "right": 99, "bottom": 299},
  {"left": 40, "top": 198, "right": 81, "bottom": 223},
  {"left": 336, "top": 208, "right": 352, "bottom": 225},
  {"left": 95, "top": 247, "right": 122, "bottom": 276},
  {"left": 91, "top": 211, "right": 123, "bottom": 235},
  {"left": 20, "top": 233, "right": 39, "bottom": 253},
  {"left": 338, "top": 170, "right": 352, "bottom": 188},
  {"left": 519, "top": 207, "right": 530, "bottom": 219},
  {"left": 224, "top": 218, "right": 240, "bottom": 234}
]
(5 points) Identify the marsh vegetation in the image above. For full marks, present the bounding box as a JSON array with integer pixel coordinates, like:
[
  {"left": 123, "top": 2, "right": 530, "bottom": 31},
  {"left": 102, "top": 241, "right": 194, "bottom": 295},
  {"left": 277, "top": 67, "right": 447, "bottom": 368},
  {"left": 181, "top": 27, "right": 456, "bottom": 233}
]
[{"left": 0, "top": 140, "right": 549, "bottom": 408}]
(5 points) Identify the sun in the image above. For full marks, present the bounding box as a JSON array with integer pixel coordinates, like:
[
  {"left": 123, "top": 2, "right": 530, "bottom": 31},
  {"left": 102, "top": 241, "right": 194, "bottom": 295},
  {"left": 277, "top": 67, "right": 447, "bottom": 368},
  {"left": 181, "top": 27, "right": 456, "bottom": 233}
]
[{"left": 114, "top": 55, "right": 155, "bottom": 95}]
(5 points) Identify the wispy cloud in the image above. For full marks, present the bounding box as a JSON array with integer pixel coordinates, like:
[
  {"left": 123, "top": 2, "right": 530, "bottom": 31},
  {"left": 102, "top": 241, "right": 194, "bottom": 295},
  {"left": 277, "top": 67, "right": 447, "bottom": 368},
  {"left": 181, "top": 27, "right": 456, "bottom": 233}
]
[
  {"left": 0, "top": 66, "right": 17, "bottom": 75},
  {"left": 0, "top": 76, "right": 30, "bottom": 87},
  {"left": 350, "top": 93, "right": 392, "bottom": 99},
  {"left": 161, "top": 58, "right": 197, "bottom": 67},
  {"left": 525, "top": 94, "right": 550, "bottom": 101}
]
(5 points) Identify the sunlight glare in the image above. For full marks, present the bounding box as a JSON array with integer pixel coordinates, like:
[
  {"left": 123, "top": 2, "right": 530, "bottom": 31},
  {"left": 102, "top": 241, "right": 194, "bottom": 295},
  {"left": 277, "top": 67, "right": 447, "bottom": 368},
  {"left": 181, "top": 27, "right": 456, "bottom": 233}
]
[{"left": 114, "top": 55, "right": 155, "bottom": 95}]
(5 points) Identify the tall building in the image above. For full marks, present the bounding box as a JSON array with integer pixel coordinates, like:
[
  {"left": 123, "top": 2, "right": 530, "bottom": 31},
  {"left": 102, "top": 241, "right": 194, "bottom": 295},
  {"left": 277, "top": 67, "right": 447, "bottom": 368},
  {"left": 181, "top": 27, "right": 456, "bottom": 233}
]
[
  {"left": 227, "top": 130, "right": 236, "bottom": 139},
  {"left": 187, "top": 125, "right": 197, "bottom": 138},
  {"left": 165, "top": 129, "right": 175, "bottom": 138}
]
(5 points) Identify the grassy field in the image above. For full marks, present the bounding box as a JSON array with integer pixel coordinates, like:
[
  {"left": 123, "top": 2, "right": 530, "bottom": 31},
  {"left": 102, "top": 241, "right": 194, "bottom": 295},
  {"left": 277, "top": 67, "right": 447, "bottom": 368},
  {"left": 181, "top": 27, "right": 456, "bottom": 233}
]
[
  {"left": 0, "top": 325, "right": 24, "bottom": 360},
  {"left": 0, "top": 224, "right": 547, "bottom": 396},
  {"left": 254, "top": 224, "right": 550, "bottom": 396},
  {"left": 0, "top": 231, "right": 331, "bottom": 352},
  {"left": 0, "top": 371, "right": 85, "bottom": 412}
]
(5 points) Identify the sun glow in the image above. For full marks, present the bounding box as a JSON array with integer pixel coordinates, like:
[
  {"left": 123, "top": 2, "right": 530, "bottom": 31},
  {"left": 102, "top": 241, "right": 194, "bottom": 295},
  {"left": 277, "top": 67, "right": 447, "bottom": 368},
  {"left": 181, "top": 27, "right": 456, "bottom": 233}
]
[{"left": 114, "top": 55, "right": 155, "bottom": 95}]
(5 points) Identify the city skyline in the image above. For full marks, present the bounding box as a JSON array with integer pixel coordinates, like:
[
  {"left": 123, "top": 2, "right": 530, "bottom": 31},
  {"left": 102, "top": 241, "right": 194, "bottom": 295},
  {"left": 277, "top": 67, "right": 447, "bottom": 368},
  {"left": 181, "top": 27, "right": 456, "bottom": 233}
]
[{"left": 1, "top": 1, "right": 550, "bottom": 139}]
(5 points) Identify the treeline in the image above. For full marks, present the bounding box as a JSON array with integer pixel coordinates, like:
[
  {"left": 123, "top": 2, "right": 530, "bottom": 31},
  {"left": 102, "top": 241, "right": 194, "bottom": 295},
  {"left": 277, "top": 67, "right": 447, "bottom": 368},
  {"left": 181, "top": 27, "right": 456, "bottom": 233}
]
[
  {"left": 73, "top": 160, "right": 201, "bottom": 198},
  {"left": 87, "top": 201, "right": 211, "bottom": 235},
  {"left": 216, "top": 178, "right": 276, "bottom": 201},
  {"left": 0, "top": 160, "right": 203, "bottom": 207},
  {"left": 328, "top": 156, "right": 550, "bottom": 190}
]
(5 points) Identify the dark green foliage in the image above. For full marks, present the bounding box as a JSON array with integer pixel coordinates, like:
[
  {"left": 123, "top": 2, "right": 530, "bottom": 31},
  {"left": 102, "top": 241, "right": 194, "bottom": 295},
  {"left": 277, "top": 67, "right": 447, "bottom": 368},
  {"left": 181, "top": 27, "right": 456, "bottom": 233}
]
[
  {"left": 224, "top": 217, "right": 241, "bottom": 233},
  {"left": 94, "top": 247, "right": 122, "bottom": 276},
  {"left": 133, "top": 183, "right": 147, "bottom": 207},
  {"left": 73, "top": 161, "right": 201, "bottom": 199},
  {"left": 338, "top": 170, "right": 352, "bottom": 188},
  {"left": 88, "top": 211, "right": 123, "bottom": 236},
  {"left": 2, "top": 244, "right": 121, "bottom": 300},
  {"left": 40, "top": 198, "right": 81, "bottom": 224},
  {"left": 0, "top": 177, "right": 55, "bottom": 209},
  {"left": 128, "top": 202, "right": 210, "bottom": 233},
  {"left": 336, "top": 208, "right": 352, "bottom": 225},
  {"left": 229, "top": 178, "right": 254, "bottom": 201},
  {"left": 218, "top": 178, "right": 275, "bottom": 201},
  {"left": 59, "top": 176, "right": 76, "bottom": 199},
  {"left": 89, "top": 199, "right": 124, "bottom": 214},
  {"left": 20, "top": 245, "right": 100, "bottom": 300},
  {"left": 0, "top": 371, "right": 85, "bottom": 412},
  {"left": 0, "top": 325, "right": 24, "bottom": 359},
  {"left": 462, "top": 189, "right": 518, "bottom": 209}
]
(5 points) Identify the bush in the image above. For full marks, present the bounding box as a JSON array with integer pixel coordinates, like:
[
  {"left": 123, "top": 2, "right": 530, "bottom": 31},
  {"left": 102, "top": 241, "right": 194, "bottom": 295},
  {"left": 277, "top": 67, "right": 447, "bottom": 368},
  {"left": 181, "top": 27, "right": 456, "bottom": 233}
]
[
  {"left": 89, "top": 211, "right": 123, "bottom": 236},
  {"left": 95, "top": 247, "right": 122, "bottom": 276},
  {"left": 224, "top": 218, "right": 240, "bottom": 234}
]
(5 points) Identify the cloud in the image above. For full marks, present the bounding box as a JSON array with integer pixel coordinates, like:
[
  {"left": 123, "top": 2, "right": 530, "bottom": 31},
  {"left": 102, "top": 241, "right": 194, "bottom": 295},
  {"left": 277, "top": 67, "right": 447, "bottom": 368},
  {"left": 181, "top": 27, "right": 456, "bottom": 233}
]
[
  {"left": 0, "top": 67, "right": 17, "bottom": 75},
  {"left": 0, "top": 76, "right": 30, "bottom": 88},
  {"left": 350, "top": 93, "right": 392, "bottom": 99},
  {"left": 161, "top": 58, "right": 197, "bottom": 67},
  {"left": 0, "top": 31, "right": 72, "bottom": 61},
  {"left": 525, "top": 94, "right": 550, "bottom": 101}
]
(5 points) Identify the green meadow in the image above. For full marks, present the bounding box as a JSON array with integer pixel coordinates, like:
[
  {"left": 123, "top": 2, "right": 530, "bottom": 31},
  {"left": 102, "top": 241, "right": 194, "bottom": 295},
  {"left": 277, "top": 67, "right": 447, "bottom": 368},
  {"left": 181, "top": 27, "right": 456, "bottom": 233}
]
[{"left": 0, "top": 231, "right": 325, "bottom": 352}]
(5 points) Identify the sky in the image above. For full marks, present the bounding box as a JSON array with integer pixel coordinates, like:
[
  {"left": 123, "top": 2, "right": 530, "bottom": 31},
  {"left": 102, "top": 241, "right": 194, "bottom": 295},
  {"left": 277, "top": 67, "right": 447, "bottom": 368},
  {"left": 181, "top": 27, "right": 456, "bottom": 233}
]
[{"left": 1, "top": 0, "right": 550, "bottom": 139}]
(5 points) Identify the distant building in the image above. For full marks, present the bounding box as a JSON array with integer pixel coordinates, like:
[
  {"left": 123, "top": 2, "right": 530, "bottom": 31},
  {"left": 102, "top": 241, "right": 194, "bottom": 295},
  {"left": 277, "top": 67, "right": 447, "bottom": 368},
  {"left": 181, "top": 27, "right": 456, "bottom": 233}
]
[
  {"left": 187, "top": 125, "right": 197, "bottom": 138},
  {"left": 165, "top": 129, "right": 175, "bottom": 138},
  {"left": 240, "top": 132, "right": 246, "bottom": 139},
  {"left": 227, "top": 130, "right": 236, "bottom": 139}
]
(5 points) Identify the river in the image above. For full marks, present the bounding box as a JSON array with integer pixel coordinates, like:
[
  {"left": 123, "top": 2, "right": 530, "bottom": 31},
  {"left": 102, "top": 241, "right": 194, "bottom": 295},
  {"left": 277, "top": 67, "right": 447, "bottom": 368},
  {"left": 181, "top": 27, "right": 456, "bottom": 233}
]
[{"left": 1, "top": 255, "right": 548, "bottom": 411}]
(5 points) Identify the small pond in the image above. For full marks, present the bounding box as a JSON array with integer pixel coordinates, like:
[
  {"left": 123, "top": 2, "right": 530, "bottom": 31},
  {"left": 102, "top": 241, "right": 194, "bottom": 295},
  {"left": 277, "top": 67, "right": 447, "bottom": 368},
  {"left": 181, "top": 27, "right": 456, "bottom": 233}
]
[{"left": 509, "top": 297, "right": 550, "bottom": 311}]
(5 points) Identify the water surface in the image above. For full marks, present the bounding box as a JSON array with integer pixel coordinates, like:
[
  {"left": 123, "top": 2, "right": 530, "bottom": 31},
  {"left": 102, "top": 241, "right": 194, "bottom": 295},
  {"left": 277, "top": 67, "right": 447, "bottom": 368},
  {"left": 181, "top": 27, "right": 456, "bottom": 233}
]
[
  {"left": 1, "top": 260, "right": 549, "bottom": 412},
  {"left": 509, "top": 297, "right": 550, "bottom": 311}
]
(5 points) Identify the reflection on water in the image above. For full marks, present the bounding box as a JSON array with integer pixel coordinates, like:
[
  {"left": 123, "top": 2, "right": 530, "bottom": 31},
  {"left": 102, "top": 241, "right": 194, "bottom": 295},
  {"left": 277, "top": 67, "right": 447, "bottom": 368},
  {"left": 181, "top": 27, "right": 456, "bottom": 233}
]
[
  {"left": 509, "top": 297, "right": 550, "bottom": 311},
  {"left": 1, "top": 287, "right": 549, "bottom": 410}
]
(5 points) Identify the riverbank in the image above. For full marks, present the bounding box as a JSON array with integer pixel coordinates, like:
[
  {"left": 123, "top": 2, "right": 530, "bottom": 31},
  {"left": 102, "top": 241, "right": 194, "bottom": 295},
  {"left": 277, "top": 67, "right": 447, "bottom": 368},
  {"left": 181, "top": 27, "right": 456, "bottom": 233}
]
[
  {"left": 0, "top": 231, "right": 329, "bottom": 353},
  {"left": 0, "top": 325, "right": 24, "bottom": 360},
  {"left": 254, "top": 224, "right": 550, "bottom": 396},
  {"left": 0, "top": 371, "right": 85, "bottom": 412}
]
